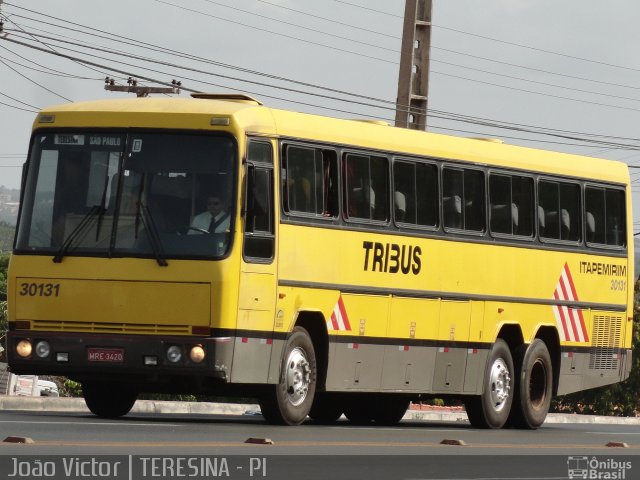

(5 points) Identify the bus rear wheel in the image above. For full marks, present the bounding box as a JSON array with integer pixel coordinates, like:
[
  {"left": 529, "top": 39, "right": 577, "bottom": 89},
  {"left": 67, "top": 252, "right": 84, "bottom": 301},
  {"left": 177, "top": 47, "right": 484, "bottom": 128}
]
[
  {"left": 343, "top": 396, "right": 374, "bottom": 425},
  {"left": 82, "top": 382, "right": 137, "bottom": 418},
  {"left": 372, "top": 396, "right": 410, "bottom": 425},
  {"left": 509, "top": 339, "right": 553, "bottom": 429},
  {"left": 309, "top": 393, "right": 343, "bottom": 424},
  {"left": 464, "top": 339, "right": 514, "bottom": 429},
  {"left": 259, "top": 326, "right": 317, "bottom": 425}
]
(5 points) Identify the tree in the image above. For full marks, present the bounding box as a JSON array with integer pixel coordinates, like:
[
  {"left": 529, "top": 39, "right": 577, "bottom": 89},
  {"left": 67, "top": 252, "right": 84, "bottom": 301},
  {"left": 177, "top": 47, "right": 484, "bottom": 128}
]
[
  {"left": 0, "top": 253, "right": 8, "bottom": 301},
  {"left": 0, "top": 253, "right": 8, "bottom": 362}
]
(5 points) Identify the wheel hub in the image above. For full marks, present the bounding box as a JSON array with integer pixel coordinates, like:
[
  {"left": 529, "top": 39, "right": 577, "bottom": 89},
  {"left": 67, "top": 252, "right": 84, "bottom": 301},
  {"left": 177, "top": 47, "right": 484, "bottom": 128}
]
[
  {"left": 285, "top": 347, "right": 311, "bottom": 406},
  {"left": 489, "top": 358, "right": 511, "bottom": 412}
]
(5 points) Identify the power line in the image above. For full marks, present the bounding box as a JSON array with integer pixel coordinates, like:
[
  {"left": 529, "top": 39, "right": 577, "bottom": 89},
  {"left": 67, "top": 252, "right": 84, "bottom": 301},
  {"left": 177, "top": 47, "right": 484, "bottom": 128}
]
[
  {"left": 0, "top": 41, "right": 103, "bottom": 80},
  {"left": 6, "top": 25, "right": 640, "bottom": 152},
  {"left": 195, "top": 0, "right": 399, "bottom": 52},
  {"left": 432, "top": 57, "right": 640, "bottom": 103},
  {"left": 4, "top": 7, "right": 640, "bottom": 152},
  {"left": 0, "top": 55, "right": 71, "bottom": 102},
  {"left": 151, "top": 0, "right": 397, "bottom": 64},
  {"left": 332, "top": 0, "right": 400, "bottom": 18},
  {"left": 11, "top": 23, "right": 640, "bottom": 138},
  {"left": 3, "top": 13, "right": 127, "bottom": 84},
  {"left": 432, "top": 46, "right": 640, "bottom": 93},
  {"left": 10, "top": 27, "right": 640, "bottom": 149},
  {"left": 7, "top": 3, "right": 640, "bottom": 119},
  {"left": 0, "top": 87, "right": 40, "bottom": 109},
  {"left": 433, "top": 24, "right": 640, "bottom": 74},
  {"left": 255, "top": 0, "right": 399, "bottom": 40},
  {"left": 2, "top": 9, "right": 414, "bottom": 110},
  {"left": 334, "top": 0, "right": 640, "bottom": 73},
  {"left": 431, "top": 70, "right": 640, "bottom": 115}
]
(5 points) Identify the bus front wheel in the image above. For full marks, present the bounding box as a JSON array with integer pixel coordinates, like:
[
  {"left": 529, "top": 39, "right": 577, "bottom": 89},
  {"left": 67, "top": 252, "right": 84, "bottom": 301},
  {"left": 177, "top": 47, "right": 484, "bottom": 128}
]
[
  {"left": 464, "top": 339, "right": 514, "bottom": 429},
  {"left": 82, "top": 382, "right": 137, "bottom": 418},
  {"left": 509, "top": 339, "right": 553, "bottom": 429},
  {"left": 260, "top": 326, "right": 317, "bottom": 425}
]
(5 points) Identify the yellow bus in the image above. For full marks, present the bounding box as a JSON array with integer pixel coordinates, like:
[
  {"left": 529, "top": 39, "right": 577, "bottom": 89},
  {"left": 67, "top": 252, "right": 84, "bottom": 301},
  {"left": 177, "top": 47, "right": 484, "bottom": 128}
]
[{"left": 7, "top": 94, "right": 633, "bottom": 429}]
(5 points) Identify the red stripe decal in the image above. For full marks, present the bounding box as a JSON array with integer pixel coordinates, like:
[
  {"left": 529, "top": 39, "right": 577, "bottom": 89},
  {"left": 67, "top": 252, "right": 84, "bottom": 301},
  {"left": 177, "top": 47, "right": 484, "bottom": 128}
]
[
  {"left": 577, "top": 309, "right": 589, "bottom": 342},
  {"left": 338, "top": 296, "right": 351, "bottom": 331},
  {"left": 554, "top": 291, "right": 571, "bottom": 340},
  {"left": 566, "top": 307, "right": 580, "bottom": 341},
  {"left": 559, "top": 277, "right": 570, "bottom": 302},
  {"left": 331, "top": 313, "right": 339, "bottom": 331},
  {"left": 564, "top": 263, "right": 579, "bottom": 301}
]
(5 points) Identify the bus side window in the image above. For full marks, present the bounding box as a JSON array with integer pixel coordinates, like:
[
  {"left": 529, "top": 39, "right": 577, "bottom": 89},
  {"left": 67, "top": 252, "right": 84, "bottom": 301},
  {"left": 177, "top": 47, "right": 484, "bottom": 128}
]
[
  {"left": 538, "top": 180, "right": 580, "bottom": 242},
  {"left": 244, "top": 141, "right": 274, "bottom": 261},
  {"left": 605, "top": 189, "right": 626, "bottom": 246},
  {"left": 322, "top": 150, "right": 338, "bottom": 217},
  {"left": 585, "top": 186, "right": 625, "bottom": 247},
  {"left": 490, "top": 174, "right": 533, "bottom": 237},
  {"left": 442, "top": 167, "right": 463, "bottom": 230},
  {"left": 283, "top": 145, "right": 338, "bottom": 218},
  {"left": 393, "top": 160, "right": 438, "bottom": 227},
  {"left": 463, "top": 169, "right": 485, "bottom": 232},
  {"left": 443, "top": 167, "right": 484, "bottom": 232},
  {"left": 560, "top": 183, "right": 581, "bottom": 242},
  {"left": 345, "top": 154, "right": 388, "bottom": 222},
  {"left": 512, "top": 175, "right": 533, "bottom": 237},
  {"left": 538, "top": 181, "right": 559, "bottom": 240}
]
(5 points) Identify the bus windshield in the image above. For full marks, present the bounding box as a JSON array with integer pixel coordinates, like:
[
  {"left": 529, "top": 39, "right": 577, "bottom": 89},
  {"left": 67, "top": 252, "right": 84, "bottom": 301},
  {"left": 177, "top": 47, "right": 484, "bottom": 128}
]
[{"left": 16, "top": 131, "right": 236, "bottom": 260}]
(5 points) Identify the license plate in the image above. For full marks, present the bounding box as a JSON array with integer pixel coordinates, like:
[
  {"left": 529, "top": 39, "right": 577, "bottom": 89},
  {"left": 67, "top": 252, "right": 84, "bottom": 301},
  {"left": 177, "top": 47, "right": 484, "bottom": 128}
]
[{"left": 87, "top": 348, "right": 124, "bottom": 363}]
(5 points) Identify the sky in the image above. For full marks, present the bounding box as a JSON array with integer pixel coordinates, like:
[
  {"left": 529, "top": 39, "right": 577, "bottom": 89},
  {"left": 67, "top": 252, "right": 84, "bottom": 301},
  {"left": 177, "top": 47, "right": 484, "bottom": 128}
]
[{"left": 1, "top": 0, "right": 640, "bottom": 230}]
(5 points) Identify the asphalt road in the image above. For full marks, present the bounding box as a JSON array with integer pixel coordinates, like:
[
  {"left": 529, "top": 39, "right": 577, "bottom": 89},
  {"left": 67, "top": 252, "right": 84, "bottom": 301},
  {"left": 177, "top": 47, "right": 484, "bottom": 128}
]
[{"left": 0, "top": 409, "right": 639, "bottom": 479}]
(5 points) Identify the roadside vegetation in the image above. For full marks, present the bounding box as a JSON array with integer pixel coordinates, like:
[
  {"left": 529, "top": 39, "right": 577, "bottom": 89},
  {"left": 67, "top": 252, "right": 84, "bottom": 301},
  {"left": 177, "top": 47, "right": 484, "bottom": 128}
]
[
  {"left": 1, "top": 251, "right": 8, "bottom": 363},
  {"left": 0, "top": 221, "right": 14, "bottom": 253}
]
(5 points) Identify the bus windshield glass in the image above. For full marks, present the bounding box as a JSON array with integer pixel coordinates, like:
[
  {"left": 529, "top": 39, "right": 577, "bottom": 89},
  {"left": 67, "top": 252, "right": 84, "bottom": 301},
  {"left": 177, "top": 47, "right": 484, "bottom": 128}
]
[{"left": 16, "top": 132, "right": 236, "bottom": 260}]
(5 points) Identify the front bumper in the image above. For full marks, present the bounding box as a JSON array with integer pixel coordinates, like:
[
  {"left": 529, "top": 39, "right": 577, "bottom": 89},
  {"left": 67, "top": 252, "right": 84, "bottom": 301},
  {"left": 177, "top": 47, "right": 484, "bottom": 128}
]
[{"left": 7, "top": 330, "right": 234, "bottom": 383}]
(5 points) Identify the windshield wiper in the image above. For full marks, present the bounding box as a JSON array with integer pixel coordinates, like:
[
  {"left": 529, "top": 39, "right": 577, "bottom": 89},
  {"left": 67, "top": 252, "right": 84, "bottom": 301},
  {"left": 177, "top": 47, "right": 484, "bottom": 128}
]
[
  {"left": 138, "top": 201, "right": 168, "bottom": 267},
  {"left": 94, "top": 171, "right": 111, "bottom": 242},
  {"left": 52, "top": 205, "right": 104, "bottom": 263}
]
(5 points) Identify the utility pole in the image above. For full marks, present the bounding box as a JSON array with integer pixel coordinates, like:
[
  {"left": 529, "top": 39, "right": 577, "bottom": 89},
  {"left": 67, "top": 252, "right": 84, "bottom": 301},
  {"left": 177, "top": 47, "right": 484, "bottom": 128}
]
[
  {"left": 395, "top": 0, "right": 433, "bottom": 130},
  {"left": 0, "top": 0, "right": 4, "bottom": 34}
]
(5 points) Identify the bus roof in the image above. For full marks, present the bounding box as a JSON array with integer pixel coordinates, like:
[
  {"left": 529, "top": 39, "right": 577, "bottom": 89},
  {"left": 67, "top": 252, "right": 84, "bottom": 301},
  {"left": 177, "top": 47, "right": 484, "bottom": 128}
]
[{"left": 37, "top": 96, "right": 630, "bottom": 184}]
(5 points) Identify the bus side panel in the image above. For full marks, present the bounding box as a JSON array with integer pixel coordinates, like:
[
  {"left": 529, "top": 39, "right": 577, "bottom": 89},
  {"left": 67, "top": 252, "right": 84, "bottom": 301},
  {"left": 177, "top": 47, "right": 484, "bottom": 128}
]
[
  {"left": 381, "top": 297, "right": 439, "bottom": 392},
  {"left": 557, "top": 309, "right": 630, "bottom": 395},
  {"left": 325, "top": 294, "right": 388, "bottom": 390}
]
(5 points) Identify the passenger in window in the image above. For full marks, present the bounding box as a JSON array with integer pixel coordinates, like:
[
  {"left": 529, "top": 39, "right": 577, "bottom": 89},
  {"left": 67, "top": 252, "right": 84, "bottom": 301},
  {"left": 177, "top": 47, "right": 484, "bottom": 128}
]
[
  {"left": 395, "top": 191, "right": 406, "bottom": 222},
  {"left": 322, "top": 157, "right": 338, "bottom": 216},
  {"left": 189, "top": 195, "right": 230, "bottom": 234}
]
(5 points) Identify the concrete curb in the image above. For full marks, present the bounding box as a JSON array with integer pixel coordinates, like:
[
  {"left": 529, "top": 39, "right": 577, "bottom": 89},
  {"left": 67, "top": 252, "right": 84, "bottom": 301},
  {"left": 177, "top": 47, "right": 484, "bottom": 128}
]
[
  {"left": 2, "top": 396, "right": 640, "bottom": 425},
  {"left": 0, "top": 396, "right": 255, "bottom": 416},
  {"left": 403, "top": 408, "right": 640, "bottom": 425}
]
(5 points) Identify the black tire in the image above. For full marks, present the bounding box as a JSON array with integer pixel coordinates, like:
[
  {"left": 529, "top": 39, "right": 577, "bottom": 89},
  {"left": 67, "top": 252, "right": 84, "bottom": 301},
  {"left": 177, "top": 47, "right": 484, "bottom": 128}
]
[
  {"left": 372, "top": 396, "right": 410, "bottom": 425},
  {"left": 259, "top": 326, "right": 317, "bottom": 425},
  {"left": 464, "top": 339, "right": 514, "bottom": 429},
  {"left": 309, "top": 393, "right": 343, "bottom": 424},
  {"left": 343, "top": 397, "right": 374, "bottom": 425},
  {"left": 509, "top": 339, "right": 553, "bottom": 429},
  {"left": 82, "top": 382, "right": 137, "bottom": 419}
]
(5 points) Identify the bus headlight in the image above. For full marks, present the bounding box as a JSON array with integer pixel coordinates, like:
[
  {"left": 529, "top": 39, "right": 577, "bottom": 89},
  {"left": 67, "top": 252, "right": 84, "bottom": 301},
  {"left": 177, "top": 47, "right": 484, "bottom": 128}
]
[
  {"left": 189, "top": 345, "right": 205, "bottom": 363},
  {"left": 35, "top": 341, "right": 51, "bottom": 358},
  {"left": 16, "top": 340, "right": 32, "bottom": 358},
  {"left": 166, "top": 345, "right": 183, "bottom": 363}
]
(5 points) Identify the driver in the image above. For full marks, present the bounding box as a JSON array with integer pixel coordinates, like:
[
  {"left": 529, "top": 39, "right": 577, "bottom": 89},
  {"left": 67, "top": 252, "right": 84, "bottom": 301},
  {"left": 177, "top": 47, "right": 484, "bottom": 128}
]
[{"left": 189, "top": 195, "right": 230, "bottom": 234}]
